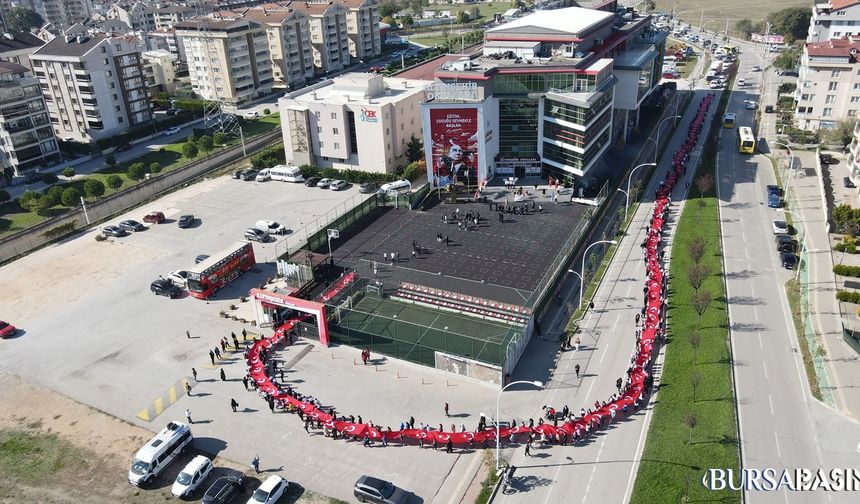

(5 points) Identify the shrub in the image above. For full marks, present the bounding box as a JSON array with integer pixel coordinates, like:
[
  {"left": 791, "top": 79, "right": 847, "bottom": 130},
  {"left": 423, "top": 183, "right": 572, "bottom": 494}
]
[
  {"left": 198, "top": 134, "right": 214, "bottom": 153},
  {"left": 18, "top": 190, "right": 43, "bottom": 211},
  {"left": 263, "top": 108, "right": 271, "bottom": 115},
  {"left": 834, "top": 264, "right": 860, "bottom": 277},
  {"left": 83, "top": 178, "right": 105, "bottom": 198},
  {"left": 41, "top": 173, "right": 58, "bottom": 184},
  {"left": 0, "top": 189, "right": 9, "bottom": 203},
  {"left": 128, "top": 162, "right": 148, "bottom": 181},
  {"left": 106, "top": 174, "right": 123, "bottom": 192},
  {"left": 402, "top": 161, "right": 423, "bottom": 181},
  {"left": 43, "top": 221, "right": 76, "bottom": 239},
  {"left": 94, "top": 233, "right": 106, "bottom": 241},
  {"left": 105, "top": 155, "right": 116, "bottom": 167},
  {"left": 249, "top": 144, "right": 285, "bottom": 169},
  {"left": 44, "top": 186, "right": 64, "bottom": 207},
  {"left": 62, "top": 167, "right": 75, "bottom": 178},
  {"left": 149, "top": 162, "right": 162, "bottom": 173},
  {"left": 182, "top": 142, "right": 198, "bottom": 159},
  {"left": 186, "top": 133, "right": 196, "bottom": 144},
  {"left": 60, "top": 187, "right": 82, "bottom": 207},
  {"left": 837, "top": 290, "right": 860, "bottom": 304},
  {"left": 213, "top": 132, "right": 228, "bottom": 146},
  {"left": 836, "top": 242, "right": 858, "bottom": 253}
]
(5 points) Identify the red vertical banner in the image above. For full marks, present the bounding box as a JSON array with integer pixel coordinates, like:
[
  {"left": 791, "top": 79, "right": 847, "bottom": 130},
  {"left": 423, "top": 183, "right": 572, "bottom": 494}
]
[{"left": 428, "top": 108, "right": 479, "bottom": 188}]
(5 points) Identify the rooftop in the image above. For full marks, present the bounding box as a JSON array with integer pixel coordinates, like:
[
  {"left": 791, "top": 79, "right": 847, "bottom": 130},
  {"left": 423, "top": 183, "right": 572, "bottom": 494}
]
[
  {"left": 827, "top": 0, "right": 860, "bottom": 10},
  {"left": 806, "top": 35, "right": 860, "bottom": 58},
  {"left": 33, "top": 33, "right": 107, "bottom": 58},
  {"left": 486, "top": 6, "right": 614, "bottom": 40},
  {"left": 0, "top": 61, "right": 30, "bottom": 75},
  {"left": 284, "top": 73, "right": 429, "bottom": 106},
  {"left": 0, "top": 32, "right": 44, "bottom": 54}
]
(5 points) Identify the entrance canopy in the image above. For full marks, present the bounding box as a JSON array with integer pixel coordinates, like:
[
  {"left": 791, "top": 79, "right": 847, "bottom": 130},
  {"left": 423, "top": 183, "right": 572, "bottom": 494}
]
[{"left": 250, "top": 288, "right": 330, "bottom": 346}]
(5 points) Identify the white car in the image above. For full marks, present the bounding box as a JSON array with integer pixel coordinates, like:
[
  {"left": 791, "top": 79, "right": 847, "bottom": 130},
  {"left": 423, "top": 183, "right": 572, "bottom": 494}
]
[
  {"left": 330, "top": 180, "right": 347, "bottom": 191},
  {"left": 772, "top": 220, "right": 788, "bottom": 234},
  {"left": 167, "top": 270, "right": 189, "bottom": 287},
  {"left": 247, "top": 475, "right": 289, "bottom": 504},
  {"left": 244, "top": 111, "right": 260, "bottom": 119},
  {"left": 316, "top": 178, "right": 333, "bottom": 188},
  {"left": 163, "top": 126, "right": 181, "bottom": 136},
  {"left": 255, "top": 169, "right": 271, "bottom": 182},
  {"left": 752, "top": 65, "right": 762, "bottom": 72},
  {"left": 745, "top": 100, "right": 758, "bottom": 110},
  {"left": 255, "top": 219, "right": 287, "bottom": 235},
  {"left": 171, "top": 455, "right": 213, "bottom": 497}
]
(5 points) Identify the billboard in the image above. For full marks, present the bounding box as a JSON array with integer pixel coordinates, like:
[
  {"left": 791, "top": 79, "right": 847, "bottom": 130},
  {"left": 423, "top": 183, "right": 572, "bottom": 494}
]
[{"left": 428, "top": 108, "right": 479, "bottom": 187}]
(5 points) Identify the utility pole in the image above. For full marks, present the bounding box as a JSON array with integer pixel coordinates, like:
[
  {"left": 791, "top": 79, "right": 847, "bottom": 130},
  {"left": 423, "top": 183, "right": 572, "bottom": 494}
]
[
  {"left": 700, "top": 11, "right": 704, "bottom": 32},
  {"left": 239, "top": 126, "right": 246, "bottom": 157},
  {"left": 725, "top": 19, "right": 730, "bottom": 41},
  {"left": 80, "top": 196, "right": 90, "bottom": 225}
]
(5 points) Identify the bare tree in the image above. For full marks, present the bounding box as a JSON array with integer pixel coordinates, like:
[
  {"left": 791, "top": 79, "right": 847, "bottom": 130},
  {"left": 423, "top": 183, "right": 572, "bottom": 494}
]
[
  {"left": 691, "top": 370, "right": 702, "bottom": 402},
  {"left": 696, "top": 173, "right": 714, "bottom": 198},
  {"left": 689, "top": 330, "right": 701, "bottom": 365},
  {"left": 692, "top": 289, "right": 713, "bottom": 330},
  {"left": 686, "top": 235, "right": 707, "bottom": 264},
  {"left": 630, "top": 179, "right": 643, "bottom": 203},
  {"left": 686, "top": 263, "right": 711, "bottom": 293},
  {"left": 684, "top": 411, "right": 698, "bottom": 445}
]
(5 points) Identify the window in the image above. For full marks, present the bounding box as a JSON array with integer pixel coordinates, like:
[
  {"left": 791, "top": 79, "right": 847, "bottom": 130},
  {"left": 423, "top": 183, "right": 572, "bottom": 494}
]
[
  {"left": 854, "top": 83, "right": 860, "bottom": 89},
  {"left": 829, "top": 82, "right": 839, "bottom": 91},
  {"left": 331, "top": 112, "right": 336, "bottom": 119},
  {"left": 319, "top": 141, "right": 324, "bottom": 148},
  {"left": 824, "top": 107, "right": 833, "bottom": 116},
  {"left": 801, "top": 94, "right": 810, "bottom": 100},
  {"left": 317, "top": 126, "right": 322, "bottom": 133},
  {"left": 334, "top": 142, "right": 340, "bottom": 149},
  {"left": 332, "top": 127, "right": 338, "bottom": 134},
  {"left": 103, "top": 58, "right": 109, "bottom": 65},
  {"left": 314, "top": 111, "right": 320, "bottom": 119},
  {"left": 101, "top": 47, "right": 107, "bottom": 53},
  {"left": 852, "top": 96, "right": 860, "bottom": 103},
  {"left": 826, "top": 95, "right": 836, "bottom": 104},
  {"left": 832, "top": 69, "right": 842, "bottom": 78},
  {"left": 850, "top": 110, "right": 858, "bottom": 116}
]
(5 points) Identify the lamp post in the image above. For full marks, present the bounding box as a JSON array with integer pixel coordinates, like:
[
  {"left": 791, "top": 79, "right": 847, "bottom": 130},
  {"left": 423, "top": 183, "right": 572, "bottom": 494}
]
[
  {"left": 621, "top": 163, "right": 656, "bottom": 220},
  {"left": 580, "top": 240, "right": 618, "bottom": 310},
  {"left": 652, "top": 115, "right": 682, "bottom": 164},
  {"left": 496, "top": 380, "right": 543, "bottom": 471}
]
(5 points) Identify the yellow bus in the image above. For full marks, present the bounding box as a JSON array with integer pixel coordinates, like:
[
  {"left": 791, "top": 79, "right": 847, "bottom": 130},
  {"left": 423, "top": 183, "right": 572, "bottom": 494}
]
[
  {"left": 723, "top": 112, "right": 736, "bottom": 128},
  {"left": 722, "top": 44, "right": 738, "bottom": 54},
  {"left": 737, "top": 126, "right": 756, "bottom": 154}
]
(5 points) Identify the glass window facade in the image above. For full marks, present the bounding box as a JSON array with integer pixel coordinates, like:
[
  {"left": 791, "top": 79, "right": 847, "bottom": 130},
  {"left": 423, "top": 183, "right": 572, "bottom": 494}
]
[
  {"left": 544, "top": 92, "right": 612, "bottom": 126},
  {"left": 494, "top": 73, "right": 597, "bottom": 95},
  {"left": 542, "top": 127, "right": 610, "bottom": 172},
  {"left": 499, "top": 97, "right": 539, "bottom": 157}
]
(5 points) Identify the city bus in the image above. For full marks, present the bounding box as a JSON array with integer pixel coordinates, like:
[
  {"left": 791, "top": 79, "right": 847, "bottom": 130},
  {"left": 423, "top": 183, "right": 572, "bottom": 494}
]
[
  {"left": 722, "top": 44, "right": 738, "bottom": 55},
  {"left": 187, "top": 241, "right": 256, "bottom": 299},
  {"left": 723, "top": 112, "right": 736, "bottom": 128},
  {"left": 737, "top": 126, "right": 756, "bottom": 154}
]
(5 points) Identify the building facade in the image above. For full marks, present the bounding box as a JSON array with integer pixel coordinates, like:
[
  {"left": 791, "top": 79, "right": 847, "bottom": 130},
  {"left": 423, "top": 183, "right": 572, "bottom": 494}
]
[
  {"left": 340, "top": 0, "right": 381, "bottom": 61},
  {"left": 142, "top": 49, "right": 177, "bottom": 93},
  {"left": 0, "top": 61, "right": 60, "bottom": 179},
  {"left": 31, "top": 30, "right": 151, "bottom": 141},
  {"left": 808, "top": 0, "right": 860, "bottom": 43},
  {"left": 278, "top": 73, "right": 428, "bottom": 173},
  {"left": 795, "top": 36, "right": 860, "bottom": 131},
  {"left": 241, "top": 6, "right": 314, "bottom": 90},
  {"left": 176, "top": 16, "right": 274, "bottom": 105},
  {"left": 302, "top": 1, "right": 351, "bottom": 75}
]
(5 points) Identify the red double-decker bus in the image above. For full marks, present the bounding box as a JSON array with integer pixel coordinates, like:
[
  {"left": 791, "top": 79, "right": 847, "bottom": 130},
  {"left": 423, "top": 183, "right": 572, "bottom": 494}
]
[{"left": 187, "top": 241, "right": 256, "bottom": 299}]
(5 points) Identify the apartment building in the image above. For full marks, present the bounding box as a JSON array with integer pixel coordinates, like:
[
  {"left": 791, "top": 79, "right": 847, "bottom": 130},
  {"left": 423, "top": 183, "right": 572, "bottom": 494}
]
[
  {"left": 241, "top": 6, "right": 314, "bottom": 89},
  {"left": 40, "top": 0, "right": 94, "bottom": 28},
  {"left": 0, "top": 31, "right": 45, "bottom": 71},
  {"left": 175, "top": 16, "right": 274, "bottom": 105},
  {"left": 108, "top": 2, "right": 156, "bottom": 32},
  {"left": 278, "top": 73, "right": 428, "bottom": 173},
  {"left": 808, "top": 0, "right": 860, "bottom": 43},
  {"left": 142, "top": 49, "right": 177, "bottom": 93},
  {"left": 31, "top": 30, "right": 151, "bottom": 141},
  {"left": 301, "top": 0, "right": 351, "bottom": 74},
  {"left": 147, "top": 27, "right": 186, "bottom": 62},
  {"left": 0, "top": 61, "right": 59, "bottom": 179},
  {"left": 795, "top": 35, "right": 860, "bottom": 130},
  {"left": 339, "top": 0, "right": 380, "bottom": 61},
  {"left": 152, "top": 4, "right": 194, "bottom": 29}
]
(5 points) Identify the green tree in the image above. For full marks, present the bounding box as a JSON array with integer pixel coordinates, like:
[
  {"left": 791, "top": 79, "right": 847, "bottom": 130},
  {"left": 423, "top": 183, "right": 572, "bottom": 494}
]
[
  {"left": 41, "top": 173, "right": 57, "bottom": 184},
  {"left": 822, "top": 119, "right": 854, "bottom": 148},
  {"left": 382, "top": 15, "right": 396, "bottom": 27},
  {"left": 456, "top": 9, "right": 470, "bottom": 24},
  {"left": 734, "top": 19, "right": 764, "bottom": 40},
  {"left": 5, "top": 7, "right": 43, "bottom": 33},
  {"left": 60, "top": 187, "right": 81, "bottom": 207},
  {"left": 18, "top": 190, "right": 42, "bottom": 211},
  {"left": 0, "top": 189, "right": 9, "bottom": 204},
  {"left": 182, "top": 142, "right": 199, "bottom": 159},
  {"left": 773, "top": 46, "right": 801, "bottom": 70},
  {"left": 768, "top": 7, "right": 812, "bottom": 43},
  {"left": 106, "top": 174, "right": 123, "bottom": 192},
  {"left": 149, "top": 162, "right": 162, "bottom": 173},
  {"left": 128, "top": 162, "right": 148, "bottom": 180},
  {"left": 379, "top": 0, "right": 401, "bottom": 18},
  {"left": 469, "top": 5, "right": 479, "bottom": 19},
  {"left": 186, "top": 133, "right": 196, "bottom": 144},
  {"left": 213, "top": 132, "right": 228, "bottom": 146},
  {"left": 83, "top": 178, "right": 105, "bottom": 198},
  {"left": 198, "top": 135, "right": 214, "bottom": 154},
  {"left": 30, "top": 196, "right": 52, "bottom": 216},
  {"left": 62, "top": 167, "right": 75, "bottom": 178},
  {"left": 105, "top": 154, "right": 117, "bottom": 167},
  {"left": 44, "top": 186, "right": 64, "bottom": 207},
  {"left": 401, "top": 15, "right": 414, "bottom": 26},
  {"left": 406, "top": 134, "right": 423, "bottom": 162}
]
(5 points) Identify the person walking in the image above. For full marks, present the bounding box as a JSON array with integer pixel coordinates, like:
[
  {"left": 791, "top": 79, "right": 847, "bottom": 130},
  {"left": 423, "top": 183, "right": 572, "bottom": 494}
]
[
  {"left": 444, "top": 403, "right": 450, "bottom": 417},
  {"left": 575, "top": 336, "right": 581, "bottom": 351},
  {"left": 214, "top": 347, "right": 221, "bottom": 360},
  {"left": 184, "top": 381, "right": 192, "bottom": 396},
  {"left": 361, "top": 349, "right": 369, "bottom": 365},
  {"left": 191, "top": 368, "right": 197, "bottom": 381},
  {"left": 251, "top": 454, "right": 260, "bottom": 474},
  {"left": 186, "top": 330, "right": 191, "bottom": 339},
  {"left": 524, "top": 442, "right": 531, "bottom": 457},
  {"left": 446, "top": 439, "right": 454, "bottom": 453},
  {"left": 232, "top": 334, "right": 240, "bottom": 351},
  {"left": 242, "top": 376, "right": 249, "bottom": 390},
  {"left": 185, "top": 408, "right": 193, "bottom": 424},
  {"left": 231, "top": 398, "right": 239, "bottom": 412},
  {"left": 220, "top": 338, "right": 226, "bottom": 353},
  {"left": 220, "top": 368, "right": 226, "bottom": 382},
  {"left": 242, "top": 328, "right": 247, "bottom": 340},
  {"left": 574, "top": 363, "right": 581, "bottom": 378},
  {"left": 445, "top": 236, "right": 450, "bottom": 246},
  {"left": 208, "top": 350, "right": 215, "bottom": 365},
  {"left": 412, "top": 249, "right": 416, "bottom": 259}
]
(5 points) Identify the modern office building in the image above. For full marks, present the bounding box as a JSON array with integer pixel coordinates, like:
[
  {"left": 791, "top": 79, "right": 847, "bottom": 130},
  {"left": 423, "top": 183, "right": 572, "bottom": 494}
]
[
  {"left": 278, "top": 73, "right": 429, "bottom": 173},
  {"left": 795, "top": 35, "right": 860, "bottom": 130},
  {"left": 175, "top": 15, "right": 274, "bottom": 105},
  {"left": 414, "top": 4, "right": 665, "bottom": 188},
  {"left": 0, "top": 61, "right": 60, "bottom": 179},
  {"left": 808, "top": 0, "right": 860, "bottom": 43},
  {"left": 31, "top": 30, "right": 151, "bottom": 141}
]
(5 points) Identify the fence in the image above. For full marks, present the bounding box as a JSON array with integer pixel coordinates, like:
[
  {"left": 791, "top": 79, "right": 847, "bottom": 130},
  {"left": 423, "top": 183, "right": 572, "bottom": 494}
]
[{"left": 0, "top": 129, "right": 282, "bottom": 263}]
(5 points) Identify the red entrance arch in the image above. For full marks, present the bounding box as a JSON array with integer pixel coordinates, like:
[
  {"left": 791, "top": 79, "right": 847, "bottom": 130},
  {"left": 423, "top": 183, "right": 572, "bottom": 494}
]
[{"left": 249, "top": 288, "right": 330, "bottom": 346}]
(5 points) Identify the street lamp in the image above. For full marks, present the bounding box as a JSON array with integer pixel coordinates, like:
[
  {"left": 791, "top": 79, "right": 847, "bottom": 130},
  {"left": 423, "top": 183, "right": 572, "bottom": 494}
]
[
  {"left": 621, "top": 163, "right": 656, "bottom": 220},
  {"left": 496, "top": 380, "right": 543, "bottom": 471},
  {"left": 651, "top": 115, "right": 682, "bottom": 164},
  {"left": 580, "top": 240, "right": 618, "bottom": 310},
  {"left": 327, "top": 228, "right": 339, "bottom": 266}
]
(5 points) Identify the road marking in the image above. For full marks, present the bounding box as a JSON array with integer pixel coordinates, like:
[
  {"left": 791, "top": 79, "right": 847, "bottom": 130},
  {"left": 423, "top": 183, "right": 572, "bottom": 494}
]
[
  {"left": 600, "top": 344, "right": 610, "bottom": 364},
  {"left": 154, "top": 397, "right": 164, "bottom": 416},
  {"left": 762, "top": 361, "right": 768, "bottom": 379},
  {"left": 581, "top": 433, "right": 608, "bottom": 503},
  {"left": 758, "top": 333, "right": 763, "bottom": 350},
  {"left": 774, "top": 431, "right": 782, "bottom": 458},
  {"left": 136, "top": 377, "right": 193, "bottom": 422},
  {"left": 768, "top": 394, "right": 774, "bottom": 416}
]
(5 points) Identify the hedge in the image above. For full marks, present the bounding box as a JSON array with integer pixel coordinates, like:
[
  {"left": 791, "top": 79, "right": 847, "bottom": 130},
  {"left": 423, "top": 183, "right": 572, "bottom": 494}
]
[
  {"left": 833, "top": 264, "right": 860, "bottom": 278},
  {"left": 836, "top": 242, "right": 858, "bottom": 253},
  {"left": 837, "top": 290, "right": 860, "bottom": 304},
  {"left": 298, "top": 162, "right": 424, "bottom": 184},
  {"left": 96, "top": 111, "right": 199, "bottom": 149},
  {"left": 42, "top": 221, "right": 77, "bottom": 239}
]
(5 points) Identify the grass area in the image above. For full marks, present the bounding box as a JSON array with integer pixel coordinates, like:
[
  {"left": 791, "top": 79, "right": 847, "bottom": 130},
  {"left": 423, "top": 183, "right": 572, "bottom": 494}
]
[
  {"left": 475, "top": 449, "right": 501, "bottom": 504},
  {"left": 422, "top": 1, "right": 514, "bottom": 17},
  {"left": 785, "top": 278, "right": 824, "bottom": 401},
  {"left": 630, "top": 91, "right": 740, "bottom": 502},
  {"left": 0, "top": 429, "right": 79, "bottom": 486},
  {"left": 408, "top": 34, "right": 451, "bottom": 48},
  {"left": 654, "top": 0, "right": 808, "bottom": 37},
  {"left": 676, "top": 54, "right": 699, "bottom": 79}
]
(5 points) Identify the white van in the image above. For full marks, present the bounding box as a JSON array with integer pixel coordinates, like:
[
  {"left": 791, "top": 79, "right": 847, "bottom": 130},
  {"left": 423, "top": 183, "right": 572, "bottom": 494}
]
[
  {"left": 255, "top": 169, "right": 271, "bottom": 182},
  {"left": 379, "top": 180, "right": 411, "bottom": 194},
  {"left": 269, "top": 165, "right": 304, "bottom": 182},
  {"left": 128, "top": 421, "right": 193, "bottom": 486},
  {"left": 171, "top": 455, "right": 213, "bottom": 497},
  {"left": 664, "top": 55, "right": 678, "bottom": 63}
]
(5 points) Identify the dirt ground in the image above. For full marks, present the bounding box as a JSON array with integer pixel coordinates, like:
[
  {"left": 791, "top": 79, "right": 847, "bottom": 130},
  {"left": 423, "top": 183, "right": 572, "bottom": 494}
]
[{"left": 0, "top": 374, "right": 339, "bottom": 504}]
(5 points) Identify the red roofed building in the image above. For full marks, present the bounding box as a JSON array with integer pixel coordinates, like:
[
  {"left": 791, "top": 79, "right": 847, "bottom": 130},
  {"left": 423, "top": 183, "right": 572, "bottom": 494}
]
[
  {"left": 796, "top": 35, "right": 860, "bottom": 130},
  {"left": 809, "top": 0, "right": 860, "bottom": 42}
]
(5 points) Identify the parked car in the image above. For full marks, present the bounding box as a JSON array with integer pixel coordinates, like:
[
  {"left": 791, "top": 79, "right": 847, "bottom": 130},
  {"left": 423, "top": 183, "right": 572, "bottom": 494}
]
[
  {"left": 246, "top": 475, "right": 288, "bottom": 504},
  {"left": 178, "top": 214, "right": 194, "bottom": 228},
  {"left": 353, "top": 476, "right": 408, "bottom": 504},
  {"left": 243, "top": 111, "right": 260, "bottom": 119},
  {"left": 166, "top": 108, "right": 182, "bottom": 116},
  {"left": 167, "top": 270, "right": 189, "bottom": 287},
  {"left": 202, "top": 476, "right": 244, "bottom": 504},
  {"left": 766, "top": 185, "right": 781, "bottom": 196},
  {"left": 330, "top": 179, "right": 347, "bottom": 191},
  {"left": 764, "top": 104, "right": 774, "bottom": 113},
  {"left": 119, "top": 219, "right": 145, "bottom": 232},
  {"left": 359, "top": 182, "right": 378, "bottom": 194},
  {"left": 304, "top": 176, "right": 321, "bottom": 187},
  {"left": 0, "top": 320, "right": 16, "bottom": 339},
  {"left": 316, "top": 178, "right": 333, "bottom": 188},
  {"left": 821, "top": 153, "right": 835, "bottom": 165},
  {"left": 780, "top": 252, "right": 798, "bottom": 269},
  {"left": 255, "top": 169, "right": 271, "bottom": 182},
  {"left": 171, "top": 455, "right": 213, "bottom": 498},
  {"left": 102, "top": 225, "right": 128, "bottom": 237},
  {"left": 151, "top": 278, "right": 181, "bottom": 298},
  {"left": 163, "top": 126, "right": 182, "bottom": 136},
  {"left": 244, "top": 227, "right": 270, "bottom": 242},
  {"left": 239, "top": 170, "right": 259, "bottom": 181},
  {"left": 844, "top": 176, "right": 855, "bottom": 188},
  {"left": 767, "top": 193, "right": 781, "bottom": 208},
  {"left": 117, "top": 142, "right": 134, "bottom": 152},
  {"left": 143, "top": 211, "right": 165, "bottom": 224},
  {"left": 772, "top": 219, "right": 789, "bottom": 234},
  {"left": 255, "top": 220, "right": 287, "bottom": 235},
  {"left": 752, "top": 65, "right": 762, "bottom": 72},
  {"left": 776, "top": 234, "right": 797, "bottom": 252},
  {"left": 194, "top": 254, "right": 210, "bottom": 264}
]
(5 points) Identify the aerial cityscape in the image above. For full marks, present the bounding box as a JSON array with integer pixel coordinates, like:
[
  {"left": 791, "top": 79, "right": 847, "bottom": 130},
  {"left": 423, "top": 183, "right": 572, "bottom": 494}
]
[{"left": 3, "top": 0, "right": 860, "bottom": 502}]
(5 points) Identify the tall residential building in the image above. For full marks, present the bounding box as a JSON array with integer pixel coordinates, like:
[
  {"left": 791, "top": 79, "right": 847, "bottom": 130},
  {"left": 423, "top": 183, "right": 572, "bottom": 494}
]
[
  {"left": 31, "top": 31, "right": 151, "bottom": 141},
  {"left": 848, "top": 119, "right": 860, "bottom": 182},
  {"left": 39, "top": 0, "right": 94, "bottom": 28},
  {"left": 152, "top": 4, "right": 194, "bottom": 30},
  {"left": 0, "top": 61, "right": 59, "bottom": 179},
  {"left": 147, "top": 27, "right": 186, "bottom": 63},
  {"left": 795, "top": 35, "right": 860, "bottom": 130},
  {"left": 175, "top": 16, "right": 274, "bottom": 105},
  {"left": 107, "top": 2, "right": 156, "bottom": 32},
  {"left": 142, "top": 48, "right": 177, "bottom": 93},
  {"left": 278, "top": 73, "right": 428, "bottom": 173},
  {"left": 809, "top": 0, "right": 860, "bottom": 43},
  {"left": 0, "top": 31, "right": 45, "bottom": 71},
  {"left": 302, "top": 1, "right": 351, "bottom": 74},
  {"left": 339, "top": 0, "right": 380, "bottom": 61},
  {"left": 241, "top": 6, "right": 314, "bottom": 89}
]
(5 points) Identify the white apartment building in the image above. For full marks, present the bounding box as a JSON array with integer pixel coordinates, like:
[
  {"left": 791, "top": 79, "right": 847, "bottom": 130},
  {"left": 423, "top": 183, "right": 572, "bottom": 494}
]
[
  {"left": 108, "top": 2, "right": 156, "bottom": 32},
  {"left": 241, "top": 6, "right": 315, "bottom": 90},
  {"left": 301, "top": 1, "right": 352, "bottom": 74},
  {"left": 0, "top": 61, "right": 59, "bottom": 178},
  {"left": 39, "top": 0, "right": 94, "bottom": 28},
  {"left": 147, "top": 27, "right": 186, "bottom": 63},
  {"left": 795, "top": 35, "right": 860, "bottom": 130},
  {"left": 176, "top": 16, "right": 274, "bottom": 105},
  {"left": 278, "top": 73, "right": 428, "bottom": 173},
  {"left": 339, "top": 0, "right": 381, "bottom": 61},
  {"left": 152, "top": 4, "right": 194, "bottom": 30},
  {"left": 847, "top": 119, "right": 860, "bottom": 181},
  {"left": 142, "top": 49, "right": 177, "bottom": 93},
  {"left": 0, "top": 31, "right": 45, "bottom": 72},
  {"left": 809, "top": 0, "right": 860, "bottom": 43},
  {"left": 31, "top": 30, "right": 151, "bottom": 141}
]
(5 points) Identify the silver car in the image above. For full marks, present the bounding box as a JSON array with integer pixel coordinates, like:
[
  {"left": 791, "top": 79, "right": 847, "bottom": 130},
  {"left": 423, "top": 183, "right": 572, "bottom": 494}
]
[
  {"left": 353, "top": 476, "right": 408, "bottom": 504},
  {"left": 330, "top": 180, "right": 347, "bottom": 191}
]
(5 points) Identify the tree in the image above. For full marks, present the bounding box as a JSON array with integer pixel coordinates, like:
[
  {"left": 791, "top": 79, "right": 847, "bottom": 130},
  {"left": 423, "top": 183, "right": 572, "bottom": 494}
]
[
  {"left": 456, "top": 9, "right": 471, "bottom": 24},
  {"left": 5, "top": 7, "right": 43, "bottom": 33},
  {"left": 642, "top": 0, "right": 655, "bottom": 12},
  {"left": 60, "top": 187, "right": 81, "bottom": 207},
  {"left": 695, "top": 173, "right": 714, "bottom": 198},
  {"left": 774, "top": 46, "right": 801, "bottom": 70},
  {"left": 105, "top": 155, "right": 117, "bottom": 167},
  {"left": 469, "top": 5, "right": 479, "bottom": 19},
  {"left": 44, "top": 186, "right": 64, "bottom": 207},
  {"left": 128, "top": 162, "right": 148, "bottom": 181},
  {"left": 683, "top": 411, "right": 698, "bottom": 444},
  {"left": 406, "top": 134, "right": 423, "bottom": 163},
  {"left": 382, "top": 15, "right": 397, "bottom": 27},
  {"left": 149, "top": 162, "right": 162, "bottom": 174},
  {"left": 768, "top": 7, "right": 812, "bottom": 43},
  {"left": 400, "top": 15, "right": 414, "bottom": 27},
  {"left": 83, "top": 178, "right": 105, "bottom": 198},
  {"left": 106, "top": 174, "right": 123, "bottom": 192},
  {"left": 686, "top": 263, "right": 711, "bottom": 293},
  {"left": 62, "top": 167, "right": 75, "bottom": 178},
  {"left": 0, "top": 190, "right": 8, "bottom": 204},
  {"left": 409, "top": 0, "right": 423, "bottom": 12},
  {"left": 18, "top": 190, "right": 42, "bottom": 211},
  {"left": 692, "top": 289, "right": 713, "bottom": 330},
  {"left": 198, "top": 135, "right": 214, "bottom": 154},
  {"left": 182, "top": 142, "right": 199, "bottom": 159},
  {"left": 41, "top": 173, "right": 58, "bottom": 184},
  {"left": 734, "top": 19, "right": 764, "bottom": 41},
  {"left": 822, "top": 119, "right": 854, "bottom": 148},
  {"left": 30, "top": 195, "right": 52, "bottom": 216},
  {"left": 686, "top": 235, "right": 707, "bottom": 264},
  {"left": 689, "top": 331, "right": 701, "bottom": 365},
  {"left": 213, "top": 132, "right": 228, "bottom": 146},
  {"left": 379, "top": 0, "right": 400, "bottom": 19},
  {"left": 691, "top": 371, "right": 702, "bottom": 402}
]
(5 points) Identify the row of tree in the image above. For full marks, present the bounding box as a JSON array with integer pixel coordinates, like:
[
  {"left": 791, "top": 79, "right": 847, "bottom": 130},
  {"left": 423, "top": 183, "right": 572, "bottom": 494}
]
[{"left": 733, "top": 7, "right": 811, "bottom": 43}]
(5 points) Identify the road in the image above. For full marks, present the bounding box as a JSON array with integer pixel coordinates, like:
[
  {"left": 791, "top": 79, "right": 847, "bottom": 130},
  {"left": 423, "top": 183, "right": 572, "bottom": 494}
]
[{"left": 717, "top": 38, "right": 860, "bottom": 503}]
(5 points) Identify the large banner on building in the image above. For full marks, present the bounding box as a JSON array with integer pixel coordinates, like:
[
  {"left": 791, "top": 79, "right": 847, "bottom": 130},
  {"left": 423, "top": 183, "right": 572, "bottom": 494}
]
[{"left": 428, "top": 108, "right": 479, "bottom": 188}]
